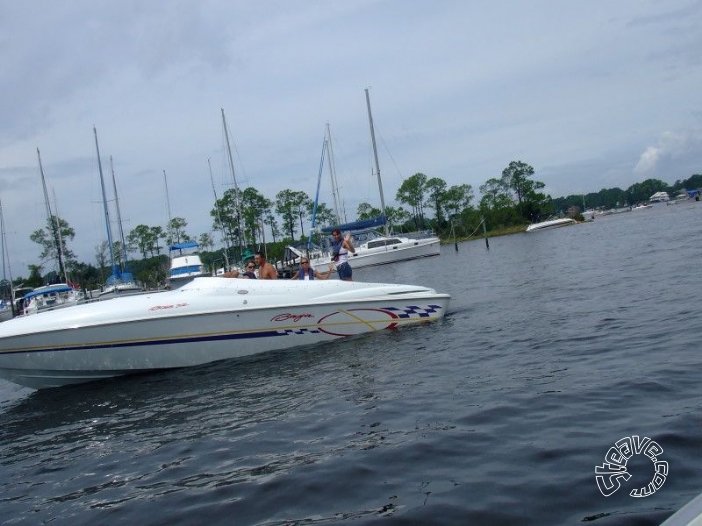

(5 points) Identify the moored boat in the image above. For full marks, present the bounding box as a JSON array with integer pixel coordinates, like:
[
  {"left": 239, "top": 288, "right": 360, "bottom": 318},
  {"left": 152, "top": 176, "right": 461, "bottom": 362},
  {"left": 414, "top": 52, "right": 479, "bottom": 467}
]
[
  {"left": 20, "top": 283, "right": 82, "bottom": 315},
  {"left": 525, "top": 217, "right": 576, "bottom": 232},
  {"left": 168, "top": 241, "right": 209, "bottom": 288},
  {"left": 0, "top": 276, "right": 450, "bottom": 390}
]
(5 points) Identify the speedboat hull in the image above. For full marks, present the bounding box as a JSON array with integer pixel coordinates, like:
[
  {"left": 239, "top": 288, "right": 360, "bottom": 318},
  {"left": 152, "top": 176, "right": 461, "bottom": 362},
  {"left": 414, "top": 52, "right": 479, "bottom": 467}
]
[
  {"left": 526, "top": 218, "right": 576, "bottom": 232},
  {"left": 0, "top": 277, "right": 450, "bottom": 389}
]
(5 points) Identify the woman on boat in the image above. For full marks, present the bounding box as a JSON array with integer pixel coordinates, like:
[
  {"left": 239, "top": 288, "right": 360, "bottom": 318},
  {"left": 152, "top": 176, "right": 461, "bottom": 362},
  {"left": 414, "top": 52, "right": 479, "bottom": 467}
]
[
  {"left": 241, "top": 262, "right": 257, "bottom": 279},
  {"left": 290, "top": 259, "right": 334, "bottom": 280},
  {"left": 330, "top": 229, "right": 355, "bottom": 281},
  {"left": 222, "top": 261, "right": 257, "bottom": 279}
]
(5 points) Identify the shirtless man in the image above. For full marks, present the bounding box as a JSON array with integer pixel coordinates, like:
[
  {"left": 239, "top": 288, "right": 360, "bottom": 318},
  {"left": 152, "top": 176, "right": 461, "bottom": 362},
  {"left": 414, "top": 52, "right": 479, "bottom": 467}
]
[{"left": 254, "top": 251, "right": 278, "bottom": 279}]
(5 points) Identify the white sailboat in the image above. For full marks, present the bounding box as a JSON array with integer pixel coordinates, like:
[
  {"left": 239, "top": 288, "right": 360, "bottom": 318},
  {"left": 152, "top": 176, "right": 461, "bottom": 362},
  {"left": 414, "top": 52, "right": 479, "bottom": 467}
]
[
  {"left": 93, "top": 127, "right": 143, "bottom": 298},
  {"left": 17, "top": 150, "right": 83, "bottom": 315},
  {"left": 289, "top": 89, "right": 440, "bottom": 273}
]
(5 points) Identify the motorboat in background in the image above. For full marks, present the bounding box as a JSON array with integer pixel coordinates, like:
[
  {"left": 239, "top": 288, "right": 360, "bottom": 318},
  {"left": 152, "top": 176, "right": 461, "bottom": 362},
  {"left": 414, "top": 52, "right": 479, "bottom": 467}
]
[
  {"left": 0, "top": 276, "right": 451, "bottom": 390},
  {"left": 19, "top": 283, "right": 82, "bottom": 315},
  {"left": 97, "top": 272, "right": 144, "bottom": 299},
  {"left": 169, "top": 241, "right": 209, "bottom": 288},
  {"left": 649, "top": 191, "right": 670, "bottom": 203},
  {"left": 525, "top": 217, "right": 577, "bottom": 232},
  {"left": 631, "top": 203, "right": 652, "bottom": 211}
]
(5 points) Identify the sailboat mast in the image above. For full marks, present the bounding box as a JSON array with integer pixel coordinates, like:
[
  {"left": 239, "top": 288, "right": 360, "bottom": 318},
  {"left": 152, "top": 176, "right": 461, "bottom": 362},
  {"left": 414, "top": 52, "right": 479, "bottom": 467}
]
[
  {"left": 221, "top": 108, "right": 244, "bottom": 258},
  {"left": 207, "top": 157, "right": 230, "bottom": 269},
  {"left": 163, "top": 169, "right": 173, "bottom": 242},
  {"left": 110, "top": 156, "right": 129, "bottom": 268},
  {"left": 365, "top": 88, "right": 389, "bottom": 236},
  {"left": 0, "top": 198, "right": 14, "bottom": 306},
  {"left": 93, "top": 126, "right": 118, "bottom": 279},
  {"left": 308, "top": 136, "right": 327, "bottom": 252},
  {"left": 36, "top": 148, "right": 68, "bottom": 282},
  {"left": 52, "top": 188, "right": 69, "bottom": 283},
  {"left": 325, "top": 123, "right": 343, "bottom": 225}
]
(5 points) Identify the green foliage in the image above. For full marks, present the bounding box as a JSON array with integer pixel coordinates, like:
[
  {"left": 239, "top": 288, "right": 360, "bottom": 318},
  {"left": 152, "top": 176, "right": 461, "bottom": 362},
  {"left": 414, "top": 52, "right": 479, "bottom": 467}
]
[
  {"left": 357, "top": 202, "right": 382, "bottom": 220},
  {"left": 500, "top": 161, "right": 550, "bottom": 220},
  {"left": 275, "top": 190, "right": 311, "bottom": 241},
  {"left": 425, "top": 177, "right": 447, "bottom": 226},
  {"left": 68, "top": 261, "right": 103, "bottom": 290},
  {"left": 307, "top": 202, "right": 336, "bottom": 228},
  {"left": 25, "top": 264, "right": 45, "bottom": 288},
  {"left": 396, "top": 173, "right": 428, "bottom": 229},
  {"left": 29, "top": 215, "right": 76, "bottom": 280},
  {"left": 241, "top": 187, "right": 273, "bottom": 245},
  {"left": 552, "top": 174, "right": 702, "bottom": 213},
  {"left": 22, "top": 160, "right": 702, "bottom": 286},
  {"left": 166, "top": 217, "right": 190, "bottom": 245}
]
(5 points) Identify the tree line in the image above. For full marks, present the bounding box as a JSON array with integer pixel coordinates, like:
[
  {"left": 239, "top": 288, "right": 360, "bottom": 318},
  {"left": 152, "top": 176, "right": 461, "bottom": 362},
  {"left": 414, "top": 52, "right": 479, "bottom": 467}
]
[{"left": 11, "top": 161, "right": 702, "bottom": 293}]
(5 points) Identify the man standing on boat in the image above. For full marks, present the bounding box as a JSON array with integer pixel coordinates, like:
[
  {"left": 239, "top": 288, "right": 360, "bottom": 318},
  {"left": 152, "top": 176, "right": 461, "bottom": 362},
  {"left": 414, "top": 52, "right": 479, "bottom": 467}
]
[
  {"left": 331, "top": 229, "right": 355, "bottom": 281},
  {"left": 254, "top": 251, "right": 278, "bottom": 279}
]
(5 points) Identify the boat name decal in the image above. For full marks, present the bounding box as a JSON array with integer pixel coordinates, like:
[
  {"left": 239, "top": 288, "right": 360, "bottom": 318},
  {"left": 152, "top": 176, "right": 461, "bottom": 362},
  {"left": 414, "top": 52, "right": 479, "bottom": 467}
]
[
  {"left": 271, "top": 313, "right": 313, "bottom": 323},
  {"left": 149, "top": 303, "right": 189, "bottom": 312}
]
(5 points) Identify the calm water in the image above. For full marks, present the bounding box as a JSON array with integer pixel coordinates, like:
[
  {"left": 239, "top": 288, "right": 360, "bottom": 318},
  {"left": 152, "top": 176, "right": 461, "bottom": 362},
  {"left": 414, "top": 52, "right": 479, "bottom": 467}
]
[{"left": 1, "top": 203, "right": 701, "bottom": 525}]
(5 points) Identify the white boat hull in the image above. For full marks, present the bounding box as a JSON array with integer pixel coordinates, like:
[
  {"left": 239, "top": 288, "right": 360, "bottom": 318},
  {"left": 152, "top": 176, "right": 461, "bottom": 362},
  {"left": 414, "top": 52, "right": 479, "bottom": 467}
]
[
  {"left": 526, "top": 218, "right": 576, "bottom": 232},
  {"left": 346, "top": 236, "right": 440, "bottom": 268},
  {"left": 0, "top": 277, "right": 449, "bottom": 389},
  {"left": 303, "top": 236, "right": 440, "bottom": 272}
]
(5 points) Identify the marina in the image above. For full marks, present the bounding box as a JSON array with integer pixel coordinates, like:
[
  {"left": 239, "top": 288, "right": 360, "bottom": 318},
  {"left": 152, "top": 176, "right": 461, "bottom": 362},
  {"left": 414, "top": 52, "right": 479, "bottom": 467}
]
[{"left": 1, "top": 202, "right": 700, "bottom": 524}]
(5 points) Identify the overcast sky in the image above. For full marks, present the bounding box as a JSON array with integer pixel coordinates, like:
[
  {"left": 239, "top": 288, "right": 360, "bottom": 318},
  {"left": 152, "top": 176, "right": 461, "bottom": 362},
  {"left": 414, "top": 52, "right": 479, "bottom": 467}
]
[{"left": 1, "top": 0, "right": 700, "bottom": 278}]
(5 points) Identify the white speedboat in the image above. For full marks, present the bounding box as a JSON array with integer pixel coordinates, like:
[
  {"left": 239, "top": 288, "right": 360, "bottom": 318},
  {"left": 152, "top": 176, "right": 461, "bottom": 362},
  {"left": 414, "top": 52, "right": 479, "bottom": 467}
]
[
  {"left": 0, "top": 277, "right": 450, "bottom": 390},
  {"left": 525, "top": 217, "right": 577, "bottom": 232}
]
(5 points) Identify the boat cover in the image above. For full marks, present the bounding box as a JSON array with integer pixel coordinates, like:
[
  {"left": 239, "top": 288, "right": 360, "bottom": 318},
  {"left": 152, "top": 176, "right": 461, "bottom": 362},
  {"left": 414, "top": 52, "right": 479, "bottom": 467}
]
[
  {"left": 320, "top": 215, "right": 387, "bottom": 234},
  {"left": 169, "top": 241, "right": 199, "bottom": 251}
]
